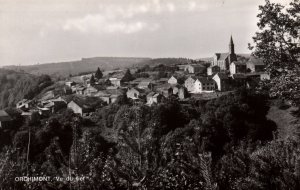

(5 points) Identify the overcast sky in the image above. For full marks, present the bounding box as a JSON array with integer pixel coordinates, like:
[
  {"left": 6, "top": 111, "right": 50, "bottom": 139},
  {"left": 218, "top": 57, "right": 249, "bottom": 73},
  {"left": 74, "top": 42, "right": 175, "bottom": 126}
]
[{"left": 0, "top": 0, "right": 290, "bottom": 66}]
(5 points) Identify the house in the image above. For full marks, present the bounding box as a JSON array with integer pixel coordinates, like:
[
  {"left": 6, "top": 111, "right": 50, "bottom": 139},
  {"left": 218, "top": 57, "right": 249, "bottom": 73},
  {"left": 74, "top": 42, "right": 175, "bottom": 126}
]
[
  {"left": 186, "top": 64, "right": 206, "bottom": 74},
  {"left": 193, "top": 78, "right": 215, "bottom": 94},
  {"left": 260, "top": 73, "right": 270, "bottom": 80},
  {"left": 16, "top": 99, "right": 33, "bottom": 110},
  {"left": 38, "top": 107, "right": 51, "bottom": 117},
  {"left": 42, "top": 98, "right": 67, "bottom": 113},
  {"left": 75, "top": 86, "right": 86, "bottom": 95},
  {"left": 147, "top": 92, "right": 164, "bottom": 105},
  {"left": 212, "top": 73, "right": 229, "bottom": 91},
  {"left": 138, "top": 80, "right": 154, "bottom": 89},
  {"left": 94, "top": 89, "right": 122, "bottom": 104},
  {"left": 65, "top": 81, "right": 76, "bottom": 87},
  {"left": 212, "top": 36, "right": 237, "bottom": 71},
  {"left": 0, "top": 110, "right": 12, "bottom": 128},
  {"left": 126, "top": 88, "right": 141, "bottom": 100},
  {"left": 64, "top": 86, "right": 72, "bottom": 95},
  {"left": 96, "top": 93, "right": 111, "bottom": 104},
  {"left": 146, "top": 92, "right": 156, "bottom": 105},
  {"left": 84, "top": 86, "right": 99, "bottom": 96},
  {"left": 246, "top": 72, "right": 270, "bottom": 81},
  {"left": 21, "top": 111, "right": 34, "bottom": 119},
  {"left": 110, "top": 95, "right": 120, "bottom": 104},
  {"left": 177, "top": 64, "right": 188, "bottom": 71},
  {"left": 184, "top": 76, "right": 196, "bottom": 92},
  {"left": 207, "top": 65, "right": 220, "bottom": 76},
  {"left": 230, "top": 61, "right": 246, "bottom": 75},
  {"left": 109, "top": 78, "right": 121, "bottom": 87},
  {"left": 178, "top": 87, "right": 189, "bottom": 100},
  {"left": 169, "top": 85, "right": 179, "bottom": 95},
  {"left": 168, "top": 76, "right": 178, "bottom": 85},
  {"left": 155, "top": 78, "right": 169, "bottom": 85},
  {"left": 67, "top": 100, "right": 94, "bottom": 117},
  {"left": 246, "top": 56, "right": 265, "bottom": 72},
  {"left": 155, "top": 83, "right": 172, "bottom": 97}
]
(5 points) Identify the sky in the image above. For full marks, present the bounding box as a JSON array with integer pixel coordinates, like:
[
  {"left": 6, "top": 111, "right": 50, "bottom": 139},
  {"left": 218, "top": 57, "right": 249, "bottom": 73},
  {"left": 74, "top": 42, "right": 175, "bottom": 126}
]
[{"left": 0, "top": 0, "right": 291, "bottom": 66}]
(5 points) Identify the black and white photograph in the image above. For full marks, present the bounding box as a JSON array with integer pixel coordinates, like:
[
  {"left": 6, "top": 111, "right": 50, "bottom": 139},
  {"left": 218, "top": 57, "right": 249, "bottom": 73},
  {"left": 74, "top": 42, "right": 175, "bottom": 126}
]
[{"left": 0, "top": 0, "right": 300, "bottom": 189}]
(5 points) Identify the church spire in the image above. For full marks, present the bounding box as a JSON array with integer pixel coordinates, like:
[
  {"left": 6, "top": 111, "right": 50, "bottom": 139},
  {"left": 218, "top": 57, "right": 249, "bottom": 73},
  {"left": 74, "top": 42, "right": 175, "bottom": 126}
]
[{"left": 229, "top": 35, "right": 235, "bottom": 54}]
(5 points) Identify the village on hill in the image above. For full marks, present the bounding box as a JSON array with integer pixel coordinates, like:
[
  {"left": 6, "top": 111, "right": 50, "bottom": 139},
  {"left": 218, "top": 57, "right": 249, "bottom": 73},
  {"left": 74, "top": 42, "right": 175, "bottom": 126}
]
[{"left": 0, "top": 36, "right": 271, "bottom": 124}]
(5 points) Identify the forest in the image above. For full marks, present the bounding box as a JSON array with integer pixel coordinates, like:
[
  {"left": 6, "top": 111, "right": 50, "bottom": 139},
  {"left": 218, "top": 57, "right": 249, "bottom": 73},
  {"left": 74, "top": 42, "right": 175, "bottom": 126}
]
[{"left": 1, "top": 89, "right": 295, "bottom": 190}]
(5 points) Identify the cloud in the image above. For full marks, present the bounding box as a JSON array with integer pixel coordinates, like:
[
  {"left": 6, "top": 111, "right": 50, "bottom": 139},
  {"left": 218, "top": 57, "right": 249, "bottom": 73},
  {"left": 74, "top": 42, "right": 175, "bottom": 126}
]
[
  {"left": 63, "top": 14, "right": 157, "bottom": 34},
  {"left": 62, "top": 0, "right": 210, "bottom": 34}
]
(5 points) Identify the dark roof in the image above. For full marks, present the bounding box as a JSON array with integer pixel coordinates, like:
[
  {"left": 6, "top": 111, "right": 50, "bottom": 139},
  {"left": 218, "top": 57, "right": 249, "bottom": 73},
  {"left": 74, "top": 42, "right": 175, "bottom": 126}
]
[
  {"left": 214, "top": 73, "right": 229, "bottom": 79},
  {"left": 155, "top": 83, "right": 172, "bottom": 90},
  {"left": 147, "top": 92, "right": 156, "bottom": 97},
  {"left": 215, "top": 53, "right": 229, "bottom": 61},
  {"left": 247, "top": 56, "right": 265, "bottom": 65},
  {"left": 70, "top": 100, "right": 92, "bottom": 110},
  {"left": 0, "top": 110, "right": 12, "bottom": 122},
  {"left": 232, "top": 74, "right": 246, "bottom": 79},
  {"left": 189, "top": 64, "right": 205, "bottom": 68},
  {"left": 186, "top": 76, "right": 197, "bottom": 81},
  {"left": 197, "top": 77, "right": 215, "bottom": 84},
  {"left": 231, "top": 61, "right": 246, "bottom": 66},
  {"left": 208, "top": 65, "right": 220, "bottom": 68}
]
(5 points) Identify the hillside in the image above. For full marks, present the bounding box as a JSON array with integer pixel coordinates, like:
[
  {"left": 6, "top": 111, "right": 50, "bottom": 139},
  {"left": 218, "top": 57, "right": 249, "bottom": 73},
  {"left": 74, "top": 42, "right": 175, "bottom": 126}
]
[
  {"left": 267, "top": 100, "right": 300, "bottom": 141},
  {"left": 4, "top": 57, "right": 152, "bottom": 77},
  {"left": 0, "top": 69, "right": 53, "bottom": 108},
  {"left": 3, "top": 57, "right": 193, "bottom": 78}
]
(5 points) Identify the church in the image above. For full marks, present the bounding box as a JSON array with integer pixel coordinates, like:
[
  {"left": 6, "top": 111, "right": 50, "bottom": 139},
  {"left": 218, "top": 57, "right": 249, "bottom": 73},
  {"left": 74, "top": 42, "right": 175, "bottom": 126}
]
[{"left": 211, "top": 36, "right": 237, "bottom": 71}]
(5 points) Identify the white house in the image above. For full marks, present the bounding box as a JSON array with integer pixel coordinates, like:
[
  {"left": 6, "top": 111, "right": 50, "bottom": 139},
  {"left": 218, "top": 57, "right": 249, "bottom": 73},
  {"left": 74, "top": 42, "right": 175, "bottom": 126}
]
[
  {"left": 212, "top": 73, "right": 229, "bottom": 91},
  {"left": 168, "top": 76, "right": 177, "bottom": 85},
  {"left": 184, "top": 76, "right": 196, "bottom": 92},
  {"left": 109, "top": 78, "right": 121, "bottom": 87},
  {"left": 230, "top": 61, "right": 246, "bottom": 75},
  {"left": 207, "top": 65, "right": 220, "bottom": 76},
  {"left": 193, "top": 78, "right": 215, "bottom": 94}
]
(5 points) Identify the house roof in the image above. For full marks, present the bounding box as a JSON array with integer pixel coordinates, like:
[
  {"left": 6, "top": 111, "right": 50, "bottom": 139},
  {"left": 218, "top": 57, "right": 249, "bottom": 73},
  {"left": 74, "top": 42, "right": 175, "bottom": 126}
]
[
  {"left": 231, "top": 61, "right": 246, "bottom": 66},
  {"left": 17, "top": 99, "right": 32, "bottom": 105},
  {"left": 247, "top": 56, "right": 265, "bottom": 65},
  {"left": 214, "top": 73, "right": 229, "bottom": 79},
  {"left": 208, "top": 65, "right": 220, "bottom": 69},
  {"left": 155, "top": 83, "right": 172, "bottom": 90},
  {"left": 153, "top": 93, "right": 161, "bottom": 98},
  {"left": 232, "top": 74, "right": 246, "bottom": 79},
  {"left": 0, "top": 110, "right": 12, "bottom": 122},
  {"left": 69, "top": 100, "right": 94, "bottom": 112},
  {"left": 197, "top": 77, "right": 215, "bottom": 84},
  {"left": 147, "top": 92, "right": 156, "bottom": 97},
  {"left": 156, "top": 78, "right": 169, "bottom": 82},
  {"left": 189, "top": 64, "right": 205, "bottom": 68},
  {"left": 138, "top": 80, "right": 153, "bottom": 87},
  {"left": 215, "top": 53, "right": 229, "bottom": 61},
  {"left": 169, "top": 76, "right": 177, "bottom": 80}
]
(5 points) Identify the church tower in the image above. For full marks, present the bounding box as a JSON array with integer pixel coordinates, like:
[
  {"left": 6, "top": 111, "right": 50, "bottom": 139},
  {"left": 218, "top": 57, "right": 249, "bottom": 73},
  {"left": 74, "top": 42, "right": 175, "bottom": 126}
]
[
  {"left": 228, "top": 35, "right": 237, "bottom": 64},
  {"left": 229, "top": 35, "right": 235, "bottom": 54}
]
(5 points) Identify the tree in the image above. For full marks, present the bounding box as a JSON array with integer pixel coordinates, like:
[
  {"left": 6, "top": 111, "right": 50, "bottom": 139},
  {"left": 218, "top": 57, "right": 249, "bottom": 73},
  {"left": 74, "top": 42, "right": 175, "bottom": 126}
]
[
  {"left": 249, "top": 0, "right": 300, "bottom": 105},
  {"left": 95, "top": 67, "right": 103, "bottom": 80},
  {"left": 121, "top": 69, "right": 134, "bottom": 83},
  {"left": 90, "top": 74, "right": 95, "bottom": 85},
  {"left": 155, "top": 70, "right": 167, "bottom": 80}
]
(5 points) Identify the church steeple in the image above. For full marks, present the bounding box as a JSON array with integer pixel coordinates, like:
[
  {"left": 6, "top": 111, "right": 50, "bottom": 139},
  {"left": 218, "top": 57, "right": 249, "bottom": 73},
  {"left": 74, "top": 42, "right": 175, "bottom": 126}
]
[{"left": 229, "top": 35, "right": 235, "bottom": 54}]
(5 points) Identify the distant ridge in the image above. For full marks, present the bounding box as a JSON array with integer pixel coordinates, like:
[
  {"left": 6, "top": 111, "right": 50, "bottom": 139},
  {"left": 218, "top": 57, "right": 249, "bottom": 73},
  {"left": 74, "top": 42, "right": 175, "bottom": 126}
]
[
  {"left": 4, "top": 57, "right": 152, "bottom": 77},
  {"left": 3, "top": 54, "right": 250, "bottom": 77}
]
